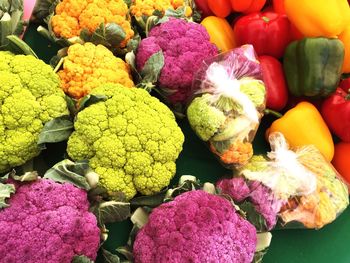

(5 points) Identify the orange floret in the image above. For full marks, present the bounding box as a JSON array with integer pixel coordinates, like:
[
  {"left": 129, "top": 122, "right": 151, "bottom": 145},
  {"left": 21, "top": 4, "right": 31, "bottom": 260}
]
[{"left": 57, "top": 42, "right": 134, "bottom": 99}]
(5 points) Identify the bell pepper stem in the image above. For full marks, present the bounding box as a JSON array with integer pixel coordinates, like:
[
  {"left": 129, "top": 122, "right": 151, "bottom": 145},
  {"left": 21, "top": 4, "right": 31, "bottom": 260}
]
[{"left": 264, "top": 109, "right": 283, "bottom": 118}]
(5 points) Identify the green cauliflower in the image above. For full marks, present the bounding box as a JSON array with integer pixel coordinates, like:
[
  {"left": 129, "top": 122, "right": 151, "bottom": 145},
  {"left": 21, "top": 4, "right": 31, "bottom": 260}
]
[
  {"left": 67, "top": 84, "right": 185, "bottom": 200},
  {"left": 0, "top": 51, "right": 69, "bottom": 173},
  {"left": 186, "top": 94, "right": 226, "bottom": 141}
]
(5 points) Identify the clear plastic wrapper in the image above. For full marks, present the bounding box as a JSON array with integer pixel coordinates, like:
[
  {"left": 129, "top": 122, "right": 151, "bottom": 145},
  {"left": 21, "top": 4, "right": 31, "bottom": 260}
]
[
  {"left": 240, "top": 132, "right": 349, "bottom": 229},
  {"left": 187, "top": 44, "right": 266, "bottom": 169}
]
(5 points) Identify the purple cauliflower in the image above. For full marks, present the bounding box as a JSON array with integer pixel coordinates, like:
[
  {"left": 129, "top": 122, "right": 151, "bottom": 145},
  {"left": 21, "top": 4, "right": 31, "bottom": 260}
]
[
  {"left": 0, "top": 179, "right": 100, "bottom": 262},
  {"left": 217, "top": 178, "right": 283, "bottom": 230},
  {"left": 133, "top": 190, "right": 257, "bottom": 263},
  {"left": 136, "top": 18, "right": 218, "bottom": 106}
]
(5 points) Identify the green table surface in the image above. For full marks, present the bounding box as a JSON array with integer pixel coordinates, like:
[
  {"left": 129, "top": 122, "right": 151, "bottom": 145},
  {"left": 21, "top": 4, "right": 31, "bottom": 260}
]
[{"left": 23, "top": 24, "right": 350, "bottom": 263}]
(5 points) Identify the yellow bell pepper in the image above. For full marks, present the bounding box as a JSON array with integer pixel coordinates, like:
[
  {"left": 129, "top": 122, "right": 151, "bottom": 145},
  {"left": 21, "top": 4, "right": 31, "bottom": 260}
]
[
  {"left": 266, "top": 102, "right": 334, "bottom": 161},
  {"left": 201, "top": 16, "right": 237, "bottom": 52},
  {"left": 339, "top": 25, "right": 350, "bottom": 73},
  {"left": 284, "top": 0, "right": 350, "bottom": 38}
]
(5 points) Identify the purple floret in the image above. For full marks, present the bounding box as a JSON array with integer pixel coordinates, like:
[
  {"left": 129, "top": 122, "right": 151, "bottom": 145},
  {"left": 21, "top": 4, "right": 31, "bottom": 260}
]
[
  {"left": 136, "top": 18, "right": 218, "bottom": 105},
  {"left": 217, "top": 178, "right": 283, "bottom": 230},
  {"left": 0, "top": 179, "right": 100, "bottom": 263},
  {"left": 133, "top": 190, "right": 257, "bottom": 263}
]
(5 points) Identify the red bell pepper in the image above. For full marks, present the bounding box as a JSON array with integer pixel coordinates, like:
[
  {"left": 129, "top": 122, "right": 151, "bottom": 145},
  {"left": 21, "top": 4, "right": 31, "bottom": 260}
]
[
  {"left": 259, "top": 55, "right": 288, "bottom": 110},
  {"left": 273, "top": 0, "right": 286, "bottom": 14},
  {"left": 207, "top": 0, "right": 232, "bottom": 18},
  {"left": 233, "top": 11, "right": 292, "bottom": 58},
  {"left": 194, "top": 0, "right": 214, "bottom": 17},
  {"left": 321, "top": 87, "right": 350, "bottom": 142},
  {"left": 332, "top": 142, "right": 350, "bottom": 190},
  {"left": 230, "top": 0, "right": 266, "bottom": 14}
]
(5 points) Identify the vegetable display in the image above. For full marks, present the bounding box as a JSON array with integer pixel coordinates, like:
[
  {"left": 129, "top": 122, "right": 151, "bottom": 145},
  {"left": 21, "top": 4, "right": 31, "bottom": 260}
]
[
  {"left": 4, "top": 0, "right": 350, "bottom": 262},
  {"left": 0, "top": 51, "right": 69, "bottom": 173},
  {"left": 187, "top": 45, "right": 266, "bottom": 168},
  {"left": 67, "top": 84, "right": 184, "bottom": 200},
  {"left": 56, "top": 42, "right": 134, "bottom": 99},
  {"left": 135, "top": 18, "right": 218, "bottom": 108},
  {"left": 0, "top": 179, "right": 100, "bottom": 262}
]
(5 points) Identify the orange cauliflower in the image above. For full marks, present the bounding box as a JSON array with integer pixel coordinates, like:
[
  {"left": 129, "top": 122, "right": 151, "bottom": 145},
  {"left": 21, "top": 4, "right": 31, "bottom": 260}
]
[
  {"left": 51, "top": 0, "right": 134, "bottom": 48},
  {"left": 130, "top": 0, "right": 187, "bottom": 17},
  {"left": 57, "top": 42, "right": 134, "bottom": 99}
]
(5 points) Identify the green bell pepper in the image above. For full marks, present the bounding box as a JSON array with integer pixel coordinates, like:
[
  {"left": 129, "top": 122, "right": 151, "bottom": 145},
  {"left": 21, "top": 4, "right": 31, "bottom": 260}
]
[{"left": 283, "top": 37, "right": 344, "bottom": 97}]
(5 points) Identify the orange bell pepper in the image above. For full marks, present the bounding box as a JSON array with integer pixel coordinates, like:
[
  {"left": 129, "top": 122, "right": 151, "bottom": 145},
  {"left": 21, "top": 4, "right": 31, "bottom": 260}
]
[
  {"left": 284, "top": 0, "right": 350, "bottom": 38},
  {"left": 266, "top": 102, "right": 334, "bottom": 161},
  {"left": 201, "top": 16, "right": 237, "bottom": 52},
  {"left": 339, "top": 25, "right": 350, "bottom": 73}
]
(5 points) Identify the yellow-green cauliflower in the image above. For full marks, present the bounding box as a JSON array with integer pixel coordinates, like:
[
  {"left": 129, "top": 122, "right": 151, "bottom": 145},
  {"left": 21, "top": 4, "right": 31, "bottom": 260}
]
[
  {"left": 0, "top": 51, "right": 69, "bottom": 173},
  {"left": 67, "top": 84, "right": 184, "bottom": 200}
]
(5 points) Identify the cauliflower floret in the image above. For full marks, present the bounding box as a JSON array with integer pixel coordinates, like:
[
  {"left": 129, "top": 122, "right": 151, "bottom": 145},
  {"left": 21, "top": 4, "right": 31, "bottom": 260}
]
[
  {"left": 67, "top": 84, "right": 184, "bottom": 200},
  {"left": 187, "top": 94, "right": 226, "bottom": 141},
  {"left": 58, "top": 43, "right": 134, "bottom": 99},
  {"left": 0, "top": 179, "right": 100, "bottom": 262},
  {"left": 133, "top": 190, "right": 257, "bottom": 263},
  {"left": 0, "top": 51, "right": 69, "bottom": 173}
]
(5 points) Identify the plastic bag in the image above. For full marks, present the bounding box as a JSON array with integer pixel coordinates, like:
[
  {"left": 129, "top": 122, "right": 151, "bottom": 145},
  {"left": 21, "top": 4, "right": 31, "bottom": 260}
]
[
  {"left": 240, "top": 132, "right": 349, "bottom": 229},
  {"left": 186, "top": 45, "right": 266, "bottom": 169}
]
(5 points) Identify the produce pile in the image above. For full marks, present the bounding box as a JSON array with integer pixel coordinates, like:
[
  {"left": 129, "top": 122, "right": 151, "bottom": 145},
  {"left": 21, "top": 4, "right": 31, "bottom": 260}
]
[{"left": 1, "top": 0, "right": 350, "bottom": 262}]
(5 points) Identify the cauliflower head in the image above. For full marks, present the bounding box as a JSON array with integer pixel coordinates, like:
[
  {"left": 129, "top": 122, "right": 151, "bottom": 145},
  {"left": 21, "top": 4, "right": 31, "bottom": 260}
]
[
  {"left": 67, "top": 84, "right": 184, "bottom": 200},
  {"left": 0, "top": 179, "right": 100, "bottom": 262},
  {"left": 0, "top": 51, "right": 69, "bottom": 173},
  {"left": 136, "top": 18, "right": 218, "bottom": 106},
  {"left": 133, "top": 190, "right": 257, "bottom": 263},
  {"left": 51, "top": 0, "right": 134, "bottom": 48},
  {"left": 58, "top": 42, "right": 134, "bottom": 99},
  {"left": 130, "top": 0, "right": 189, "bottom": 18}
]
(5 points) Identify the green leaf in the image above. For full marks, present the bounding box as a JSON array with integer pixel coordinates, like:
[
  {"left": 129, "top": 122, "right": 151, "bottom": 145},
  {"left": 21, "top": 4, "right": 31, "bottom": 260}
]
[
  {"left": 105, "top": 23, "right": 126, "bottom": 47},
  {"left": 253, "top": 248, "right": 269, "bottom": 263},
  {"left": 140, "top": 50, "right": 164, "bottom": 85},
  {"left": 65, "top": 95, "right": 78, "bottom": 116},
  {"left": 78, "top": 94, "right": 107, "bottom": 112},
  {"left": 239, "top": 201, "right": 268, "bottom": 232},
  {"left": 32, "top": 0, "right": 57, "bottom": 22},
  {"left": 101, "top": 248, "right": 122, "bottom": 263},
  {"left": 0, "top": 183, "right": 15, "bottom": 209},
  {"left": 2, "top": 35, "right": 38, "bottom": 57},
  {"left": 11, "top": 171, "right": 38, "bottom": 182},
  {"left": 116, "top": 246, "right": 134, "bottom": 262},
  {"left": 92, "top": 201, "right": 131, "bottom": 225},
  {"left": 72, "top": 255, "right": 94, "bottom": 263},
  {"left": 38, "top": 115, "right": 74, "bottom": 145},
  {"left": 130, "top": 189, "right": 167, "bottom": 208},
  {"left": 164, "top": 181, "right": 202, "bottom": 201},
  {"left": 80, "top": 22, "right": 126, "bottom": 48},
  {"left": 43, "top": 159, "right": 93, "bottom": 190}
]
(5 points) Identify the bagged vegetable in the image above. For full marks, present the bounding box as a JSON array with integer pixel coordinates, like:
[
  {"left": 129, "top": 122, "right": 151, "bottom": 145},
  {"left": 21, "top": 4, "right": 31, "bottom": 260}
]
[
  {"left": 187, "top": 44, "right": 266, "bottom": 169},
  {"left": 240, "top": 132, "right": 349, "bottom": 229}
]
